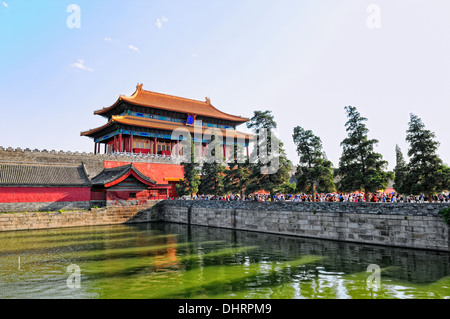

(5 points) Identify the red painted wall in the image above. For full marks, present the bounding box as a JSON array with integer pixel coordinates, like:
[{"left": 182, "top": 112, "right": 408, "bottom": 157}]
[
  {"left": 0, "top": 187, "right": 91, "bottom": 203},
  {"left": 133, "top": 148, "right": 152, "bottom": 155},
  {"left": 106, "top": 190, "right": 150, "bottom": 201},
  {"left": 168, "top": 181, "right": 178, "bottom": 198},
  {"left": 104, "top": 161, "right": 184, "bottom": 185},
  {"left": 91, "top": 190, "right": 106, "bottom": 201}
]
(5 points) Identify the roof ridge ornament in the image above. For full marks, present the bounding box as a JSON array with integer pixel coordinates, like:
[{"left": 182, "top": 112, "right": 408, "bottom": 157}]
[
  {"left": 136, "top": 83, "right": 144, "bottom": 92},
  {"left": 205, "top": 96, "right": 211, "bottom": 104}
]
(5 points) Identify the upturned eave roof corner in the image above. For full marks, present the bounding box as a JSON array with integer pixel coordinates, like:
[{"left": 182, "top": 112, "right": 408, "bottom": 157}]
[{"left": 92, "top": 84, "right": 250, "bottom": 123}]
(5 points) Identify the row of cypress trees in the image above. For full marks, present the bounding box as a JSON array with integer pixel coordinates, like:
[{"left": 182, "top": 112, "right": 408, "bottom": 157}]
[
  {"left": 176, "top": 110, "right": 293, "bottom": 198},
  {"left": 293, "top": 106, "right": 449, "bottom": 199},
  {"left": 177, "top": 107, "right": 449, "bottom": 198}
]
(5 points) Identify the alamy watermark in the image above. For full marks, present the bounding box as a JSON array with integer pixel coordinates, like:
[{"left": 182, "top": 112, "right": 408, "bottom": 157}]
[
  {"left": 171, "top": 123, "right": 281, "bottom": 174},
  {"left": 366, "top": 4, "right": 381, "bottom": 29},
  {"left": 66, "top": 4, "right": 81, "bottom": 29},
  {"left": 67, "top": 264, "right": 81, "bottom": 289},
  {"left": 366, "top": 264, "right": 381, "bottom": 290}
]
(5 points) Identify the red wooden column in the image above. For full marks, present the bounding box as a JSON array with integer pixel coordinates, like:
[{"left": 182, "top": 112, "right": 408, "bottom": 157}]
[
  {"left": 119, "top": 134, "right": 123, "bottom": 152},
  {"left": 130, "top": 135, "right": 134, "bottom": 154},
  {"left": 246, "top": 146, "right": 249, "bottom": 158},
  {"left": 154, "top": 137, "right": 157, "bottom": 154},
  {"left": 223, "top": 144, "right": 226, "bottom": 159},
  {"left": 113, "top": 135, "right": 117, "bottom": 153},
  {"left": 94, "top": 143, "right": 97, "bottom": 155},
  {"left": 98, "top": 143, "right": 101, "bottom": 154}
]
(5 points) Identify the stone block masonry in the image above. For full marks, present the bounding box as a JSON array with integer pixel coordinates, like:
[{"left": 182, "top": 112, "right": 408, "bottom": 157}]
[
  {"left": 0, "top": 199, "right": 448, "bottom": 252},
  {"left": 0, "top": 201, "right": 162, "bottom": 232},
  {"left": 0, "top": 201, "right": 91, "bottom": 214},
  {"left": 159, "top": 201, "right": 450, "bottom": 252}
]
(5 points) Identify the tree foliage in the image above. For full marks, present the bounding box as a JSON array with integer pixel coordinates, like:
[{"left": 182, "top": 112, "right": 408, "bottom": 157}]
[
  {"left": 198, "top": 133, "right": 227, "bottom": 196},
  {"left": 401, "top": 113, "right": 448, "bottom": 196},
  {"left": 393, "top": 144, "right": 408, "bottom": 194},
  {"left": 223, "top": 144, "right": 251, "bottom": 197},
  {"left": 245, "top": 110, "right": 292, "bottom": 197},
  {"left": 293, "top": 126, "right": 335, "bottom": 196},
  {"left": 176, "top": 138, "right": 201, "bottom": 197},
  {"left": 335, "top": 106, "right": 391, "bottom": 199}
]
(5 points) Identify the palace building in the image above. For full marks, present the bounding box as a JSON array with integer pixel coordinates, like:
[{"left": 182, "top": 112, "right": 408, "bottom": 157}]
[
  {"left": 81, "top": 84, "right": 253, "bottom": 159},
  {"left": 0, "top": 85, "right": 254, "bottom": 212},
  {"left": 90, "top": 163, "right": 174, "bottom": 204}
]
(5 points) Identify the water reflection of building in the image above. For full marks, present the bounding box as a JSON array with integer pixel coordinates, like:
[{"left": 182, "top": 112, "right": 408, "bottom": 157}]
[{"left": 154, "top": 235, "right": 179, "bottom": 271}]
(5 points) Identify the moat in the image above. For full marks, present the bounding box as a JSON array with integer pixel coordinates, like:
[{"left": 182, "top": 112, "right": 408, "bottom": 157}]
[{"left": 0, "top": 222, "right": 448, "bottom": 299}]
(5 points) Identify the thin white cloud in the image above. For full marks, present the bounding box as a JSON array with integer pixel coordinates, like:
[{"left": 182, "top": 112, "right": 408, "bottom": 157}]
[
  {"left": 71, "top": 59, "right": 93, "bottom": 72},
  {"left": 104, "top": 37, "right": 120, "bottom": 44},
  {"left": 2, "top": 2, "right": 8, "bottom": 8},
  {"left": 191, "top": 50, "right": 199, "bottom": 58},
  {"left": 128, "top": 45, "right": 141, "bottom": 54},
  {"left": 156, "top": 16, "right": 168, "bottom": 29}
]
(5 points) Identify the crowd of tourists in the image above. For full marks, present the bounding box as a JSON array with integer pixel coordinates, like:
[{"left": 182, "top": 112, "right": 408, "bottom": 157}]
[
  {"left": 179, "top": 192, "right": 450, "bottom": 203},
  {"left": 289, "top": 193, "right": 450, "bottom": 203}
]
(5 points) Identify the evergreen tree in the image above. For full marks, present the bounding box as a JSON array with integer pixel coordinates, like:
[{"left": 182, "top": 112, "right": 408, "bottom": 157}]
[
  {"left": 198, "top": 162, "right": 225, "bottom": 196},
  {"left": 223, "top": 144, "right": 251, "bottom": 197},
  {"left": 315, "top": 154, "right": 336, "bottom": 194},
  {"left": 246, "top": 110, "right": 277, "bottom": 132},
  {"left": 198, "top": 133, "right": 227, "bottom": 196},
  {"left": 176, "top": 138, "right": 201, "bottom": 197},
  {"left": 393, "top": 144, "right": 408, "bottom": 194},
  {"left": 246, "top": 110, "right": 292, "bottom": 197},
  {"left": 279, "top": 181, "right": 297, "bottom": 195},
  {"left": 335, "top": 106, "right": 391, "bottom": 200},
  {"left": 403, "top": 113, "right": 448, "bottom": 198},
  {"left": 292, "top": 126, "right": 335, "bottom": 198},
  {"left": 440, "top": 165, "right": 450, "bottom": 191}
]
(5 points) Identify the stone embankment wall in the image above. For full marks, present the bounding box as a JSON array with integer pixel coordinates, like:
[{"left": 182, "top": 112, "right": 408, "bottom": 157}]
[
  {"left": 0, "top": 202, "right": 162, "bottom": 232},
  {"left": 159, "top": 201, "right": 450, "bottom": 252},
  {"left": 0, "top": 199, "right": 448, "bottom": 252},
  {"left": 0, "top": 201, "right": 92, "bottom": 214}
]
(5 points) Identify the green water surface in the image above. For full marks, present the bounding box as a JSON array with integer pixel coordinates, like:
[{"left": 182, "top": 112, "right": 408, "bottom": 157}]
[{"left": 0, "top": 223, "right": 448, "bottom": 299}]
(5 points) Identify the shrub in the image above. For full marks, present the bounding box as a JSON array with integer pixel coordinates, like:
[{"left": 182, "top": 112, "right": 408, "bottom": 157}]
[{"left": 438, "top": 207, "right": 450, "bottom": 225}]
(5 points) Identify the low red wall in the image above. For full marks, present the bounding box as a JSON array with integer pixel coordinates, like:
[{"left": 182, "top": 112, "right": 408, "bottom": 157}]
[
  {"left": 0, "top": 187, "right": 91, "bottom": 203},
  {"left": 91, "top": 190, "right": 106, "bottom": 201},
  {"left": 106, "top": 190, "right": 150, "bottom": 201}
]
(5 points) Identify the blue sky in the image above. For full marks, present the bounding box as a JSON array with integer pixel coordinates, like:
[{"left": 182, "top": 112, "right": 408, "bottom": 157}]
[{"left": 1, "top": 0, "right": 449, "bottom": 169}]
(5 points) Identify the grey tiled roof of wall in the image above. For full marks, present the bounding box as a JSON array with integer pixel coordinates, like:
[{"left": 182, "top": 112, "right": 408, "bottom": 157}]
[
  {"left": 91, "top": 164, "right": 157, "bottom": 186},
  {"left": 0, "top": 164, "right": 91, "bottom": 187}
]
